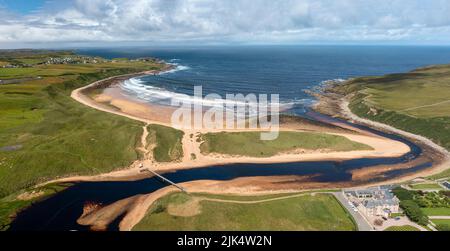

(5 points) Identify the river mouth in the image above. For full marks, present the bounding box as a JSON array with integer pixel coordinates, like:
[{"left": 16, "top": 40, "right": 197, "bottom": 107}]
[{"left": 8, "top": 112, "right": 432, "bottom": 231}]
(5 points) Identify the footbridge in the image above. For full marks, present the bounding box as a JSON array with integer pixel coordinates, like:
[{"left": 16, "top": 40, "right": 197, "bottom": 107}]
[{"left": 142, "top": 168, "right": 187, "bottom": 193}]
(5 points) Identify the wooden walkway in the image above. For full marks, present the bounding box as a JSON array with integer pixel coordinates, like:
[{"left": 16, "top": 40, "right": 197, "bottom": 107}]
[{"left": 143, "top": 168, "right": 187, "bottom": 193}]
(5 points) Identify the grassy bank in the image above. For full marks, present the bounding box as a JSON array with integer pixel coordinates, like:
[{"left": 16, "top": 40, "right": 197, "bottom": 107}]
[
  {"left": 0, "top": 51, "right": 166, "bottom": 197},
  {"left": 133, "top": 192, "right": 356, "bottom": 231},
  {"left": 0, "top": 183, "right": 71, "bottom": 230},
  {"left": 146, "top": 124, "right": 184, "bottom": 162},
  {"left": 330, "top": 64, "right": 450, "bottom": 152},
  {"left": 199, "top": 131, "right": 372, "bottom": 157}
]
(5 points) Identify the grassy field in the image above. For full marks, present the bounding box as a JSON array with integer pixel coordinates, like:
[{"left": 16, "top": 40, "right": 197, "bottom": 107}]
[
  {"left": 331, "top": 64, "right": 450, "bottom": 153},
  {"left": 133, "top": 192, "right": 356, "bottom": 231},
  {"left": 0, "top": 50, "right": 166, "bottom": 198},
  {"left": 0, "top": 50, "right": 166, "bottom": 230},
  {"left": 147, "top": 124, "right": 184, "bottom": 162},
  {"left": 384, "top": 225, "right": 420, "bottom": 231},
  {"left": 193, "top": 190, "right": 340, "bottom": 202},
  {"left": 431, "top": 219, "right": 450, "bottom": 226},
  {"left": 409, "top": 183, "right": 443, "bottom": 190},
  {"left": 421, "top": 207, "right": 450, "bottom": 216},
  {"left": 199, "top": 131, "right": 372, "bottom": 157}
]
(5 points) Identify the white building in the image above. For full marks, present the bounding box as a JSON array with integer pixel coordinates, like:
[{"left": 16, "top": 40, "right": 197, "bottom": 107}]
[
  {"left": 346, "top": 186, "right": 400, "bottom": 218},
  {"left": 361, "top": 198, "right": 400, "bottom": 217}
]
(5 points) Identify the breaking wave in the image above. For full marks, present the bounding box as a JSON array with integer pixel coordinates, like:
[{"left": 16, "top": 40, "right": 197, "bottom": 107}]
[{"left": 120, "top": 77, "right": 298, "bottom": 112}]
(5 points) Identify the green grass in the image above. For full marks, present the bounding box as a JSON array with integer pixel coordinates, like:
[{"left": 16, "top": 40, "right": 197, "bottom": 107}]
[
  {"left": 133, "top": 192, "right": 357, "bottom": 231},
  {"left": 389, "top": 213, "right": 405, "bottom": 218},
  {"left": 199, "top": 131, "right": 372, "bottom": 157},
  {"left": 194, "top": 192, "right": 303, "bottom": 201},
  {"left": 0, "top": 51, "right": 167, "bottom": 197},
  {"left": 332, "top": 64, "right": 450, "bottom": 152},
  {"left": 0, "top": 183, "right": 71, "bottom": 230},
  {"left": 384, "top": 225, "right": 420, "bottom": 231},
  {"left": 147, "top": 124, "right": 184, "bottom": 162},
  {"left": 0, "top": 72, "right": 145, "bottom": 197},
  {"left": 421, "top": 207, "right": 450, "bottom": 216},
  {"left": 430, "top": 169, "right": 450, "bottom": 180},
  {"left": 0, "top": 51, "right": 167, "bottom": 231},
  {"left": 431, "top": 219, "right": 450, "bottom": 226},
  {"left": 409, "top": 183, "right": 443, "bottom": 190},
  {"left": 193, "top": 190, "right": 340, "bottom": 202}
]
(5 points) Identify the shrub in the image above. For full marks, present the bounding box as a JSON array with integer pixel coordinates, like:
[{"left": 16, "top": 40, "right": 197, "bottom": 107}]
[
  {"left": 400, "top": 200, "right": 429, "bottom": 226},
  {"left": 393, "top": 187, "right": 415, "bottom": 201}
]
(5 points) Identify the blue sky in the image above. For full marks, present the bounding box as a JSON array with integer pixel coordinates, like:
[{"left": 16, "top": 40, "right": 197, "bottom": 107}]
[
  {"left": 0, "top": 0, "right": 46, "bottom": 14},
  {"left": 1, "top": 0, "right": 450, "bottom": 48}
]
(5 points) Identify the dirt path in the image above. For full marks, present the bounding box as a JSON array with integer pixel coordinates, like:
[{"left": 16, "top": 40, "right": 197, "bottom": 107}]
[
  {"left": 197, "top": 193, "right": 309, "bottom": 204},
  {"left": 137, "top": 123, "right": 151, "bottom": 160},
  {"left": 402, "top": 100, "right": 450, "bottom": 112}
]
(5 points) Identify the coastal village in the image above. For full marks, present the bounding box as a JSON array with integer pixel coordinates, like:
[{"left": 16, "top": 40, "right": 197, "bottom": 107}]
[{"left": 1, "top": 52, "right": 158, "bottom": 69}]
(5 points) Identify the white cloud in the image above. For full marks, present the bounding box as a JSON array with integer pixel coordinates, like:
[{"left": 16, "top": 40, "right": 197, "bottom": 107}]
[{"left": 1, "top": 0, "right": 450, "bottom": 46}]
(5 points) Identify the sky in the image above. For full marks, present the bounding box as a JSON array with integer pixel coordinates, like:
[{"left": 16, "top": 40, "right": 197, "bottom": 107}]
[{"left": 1, "top": 0, "right": 450, "bottom": 48}]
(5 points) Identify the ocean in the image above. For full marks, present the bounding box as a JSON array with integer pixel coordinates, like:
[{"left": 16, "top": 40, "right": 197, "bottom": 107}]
[{"left": 78, "top": 45, "right": 450, "bottom": 115}]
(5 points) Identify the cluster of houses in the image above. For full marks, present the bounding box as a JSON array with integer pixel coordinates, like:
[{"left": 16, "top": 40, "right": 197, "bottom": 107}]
[
  {"left": 1, "top": 64, "right": 31, "bottom": 68},
  {"left": 45, "top": 56, "right": 105, "bottom": 65},
  {"left": 1, "top": 56, "right": 157, "bottom": 68},
  {"left": 130, "top": 57, "right": 156, "bottom": 62},
  {"left": 1, "top": 56, "right": 105, "bottom": 68},
  {"left": 345, "top": 186, "right": 400, "bottom": 218}
]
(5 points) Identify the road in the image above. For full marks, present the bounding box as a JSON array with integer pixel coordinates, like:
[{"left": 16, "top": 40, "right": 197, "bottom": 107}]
[{"left": 332, "top": 192, "right": 374, "bottom": 231}]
